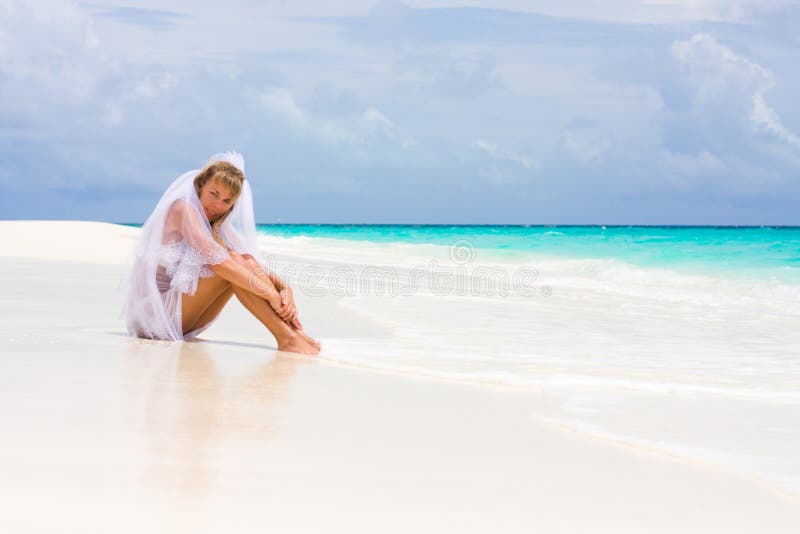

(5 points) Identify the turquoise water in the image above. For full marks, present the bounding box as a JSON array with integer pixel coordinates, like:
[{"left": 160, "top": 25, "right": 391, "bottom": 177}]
[
  {"left": 123, "top": 223, "right": 800, "bottom": 283},
  {"left": 255, "top": 225, "right": 800, "bottom": 283}
]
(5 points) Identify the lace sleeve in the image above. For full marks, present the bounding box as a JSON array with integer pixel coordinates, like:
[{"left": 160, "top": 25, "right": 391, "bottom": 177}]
[{"left": 168, "top": 199, "right": 231, "bottom": 277}]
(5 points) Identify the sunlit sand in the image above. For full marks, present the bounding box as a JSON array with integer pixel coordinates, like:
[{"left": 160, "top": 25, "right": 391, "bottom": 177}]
[{"left": 1, "top": 221, "right": 798, "bottom": 533}]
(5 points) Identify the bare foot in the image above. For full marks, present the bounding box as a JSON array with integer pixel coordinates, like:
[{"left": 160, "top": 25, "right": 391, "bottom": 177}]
[
  {"left": 297, "top": 330, "right": 321, "bottom": 350},
  {"left": 278, "top": 332, "right": 320, "bottom": 355}
]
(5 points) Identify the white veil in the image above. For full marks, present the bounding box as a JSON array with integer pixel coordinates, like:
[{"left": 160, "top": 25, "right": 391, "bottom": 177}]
[{"left": 122, "top": 151, "right": 265, "bottom": 341}]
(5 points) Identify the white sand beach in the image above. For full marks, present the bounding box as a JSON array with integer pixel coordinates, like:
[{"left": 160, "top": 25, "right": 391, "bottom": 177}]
[{"left": 1, "top": 220, "right": 799, "bottom": 533}]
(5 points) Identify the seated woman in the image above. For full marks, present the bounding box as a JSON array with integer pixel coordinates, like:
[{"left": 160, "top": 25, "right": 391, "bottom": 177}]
[{"left": 123, "top": 151, "right": 320, "bottom": 355}]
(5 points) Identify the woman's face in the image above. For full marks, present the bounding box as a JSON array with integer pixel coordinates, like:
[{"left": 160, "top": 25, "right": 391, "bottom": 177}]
[{"left": 198, "top": 178, "right": 234, "bottom": 222}]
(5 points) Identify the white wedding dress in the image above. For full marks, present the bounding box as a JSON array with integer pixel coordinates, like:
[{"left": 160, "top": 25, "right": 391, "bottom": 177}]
[{"left": 122, "top": 152, "right": 266, "bottom": 341}]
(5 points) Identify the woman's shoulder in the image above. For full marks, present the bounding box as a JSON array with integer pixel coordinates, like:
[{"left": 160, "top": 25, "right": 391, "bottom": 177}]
[
  {"left": 168, "top": 198, "right": 190, "bottom": 212},
  {"left": 166, "top": 198, "right": 201, "bottom": 222}
]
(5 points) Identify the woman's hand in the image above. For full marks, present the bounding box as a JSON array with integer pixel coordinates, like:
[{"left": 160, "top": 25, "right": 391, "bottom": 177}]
[
  {"left": 266, "top": 291, "right": 283, "bottom": 312},
  {"left": 258, "top": 267, "right": 302, "bottom": 329},
  {"left": 275, "top": 286, "right": 303, "bottom": 330}
]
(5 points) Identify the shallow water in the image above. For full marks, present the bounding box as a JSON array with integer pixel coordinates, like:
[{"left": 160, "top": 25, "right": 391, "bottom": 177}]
[
  {"left": 252, "top": 226, "right": 800, "bottom": 497},
  {"left": 257, "top": 224, "right": 800, "bottom": 283}
]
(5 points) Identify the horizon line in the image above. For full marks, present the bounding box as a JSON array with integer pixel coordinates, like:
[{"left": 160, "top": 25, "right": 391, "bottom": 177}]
[{"left": 114, "top": 222, "right": 800, "bottom": 228}]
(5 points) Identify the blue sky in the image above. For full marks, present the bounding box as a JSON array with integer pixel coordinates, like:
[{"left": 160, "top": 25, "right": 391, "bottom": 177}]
[{"left": 1, "top": 0, "right": 799, "bottom": 224}]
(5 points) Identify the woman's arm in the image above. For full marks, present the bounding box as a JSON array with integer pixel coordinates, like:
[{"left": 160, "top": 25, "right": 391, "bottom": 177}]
[
  {"left": 237, "top": 254, "right": 299, "bottom": 328},
  {"left": 268, "top": 270, "right": 286, "bottom": 291},
  {"left": 170, "top": 199, "right": 283, "bottom": 309},
  {"left": 211, "top": 259, "right": 283, "bottom": 310},
  {"left": 238, "top": 253, "right": 285, "bottom": 291}
]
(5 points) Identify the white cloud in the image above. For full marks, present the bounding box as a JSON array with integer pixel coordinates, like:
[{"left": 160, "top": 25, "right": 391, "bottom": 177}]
[
  {"left": 472, "top": 140, "right": 539, "bottom": 169},
  {"left": 260, "top": 87, "right": 313, "bottom": 130},
  {"left": 751, "top": 93, "right": 800, "bottom": 150},
  {"left": 560, "top": 130, "right": 613, "bottom": 163},
  {"left": 362, "top": 107, "right": 394, "bottom": 128},
  {"left": 670, "top": 33, "right": 800, "bottom": 152},
  {"left": 101, "top": 72, "right": 177, "bottom": 124},
  {"left": 362, "top": 107, "right": 417, "bottom": 147},
  {"left": 403, "top": 0, "right": 794, "bottom": 24},
  {"left": 260, "top": 86, "right": 416, "bottom": 150},
  {"left": 657, "top": 149, "right": 727, "bottom": 189},
  {"left": 132, "top": 73, "right": 176, "bottom": 99},
  {"left": 670, "top": 33, "right": 772, "bottom": 98},
  {"left": 0, "top": 0, "right": 103, "bottom": 110}
]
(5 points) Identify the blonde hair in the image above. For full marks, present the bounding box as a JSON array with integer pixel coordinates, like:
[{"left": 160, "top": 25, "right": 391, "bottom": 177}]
[{"left": 193, "top": 160, "right": 245, "bottom": 245}]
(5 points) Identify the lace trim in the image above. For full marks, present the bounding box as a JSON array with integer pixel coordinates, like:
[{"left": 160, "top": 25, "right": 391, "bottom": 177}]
[{"left": 160, "top": 239, "right": 229, "bottom": 295}]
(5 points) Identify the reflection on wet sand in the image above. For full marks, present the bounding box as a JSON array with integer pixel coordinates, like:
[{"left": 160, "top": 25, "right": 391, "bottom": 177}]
[{"left": 124, "top": 339, "right": 311, "bottom": 497}]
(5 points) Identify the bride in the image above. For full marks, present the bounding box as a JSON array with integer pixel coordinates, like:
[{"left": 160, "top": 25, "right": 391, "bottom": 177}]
[{"left": 123, "top": 151, "right": 320, "bottom": 355}]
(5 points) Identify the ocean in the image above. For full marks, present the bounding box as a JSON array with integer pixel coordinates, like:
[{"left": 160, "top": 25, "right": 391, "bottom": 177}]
[{"left": 256, "top": 224, "right": 800, "bottom": 283}]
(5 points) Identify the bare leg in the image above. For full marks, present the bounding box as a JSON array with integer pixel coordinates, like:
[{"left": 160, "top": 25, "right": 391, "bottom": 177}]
[
  {"left": 184, "top": 285, "right": 234, "bottom": 334},
  {"left": 230, "top": 285, "right": 318, "bottom": 355},
  {"left": 181, "top": 260, "right": 319, "bottom": 355},
  {"left": 181, "top": 274, "right": 232, "bottom": 334},
  {"left": 228, "top": 252, "right": 320, "bottom": 352}
]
